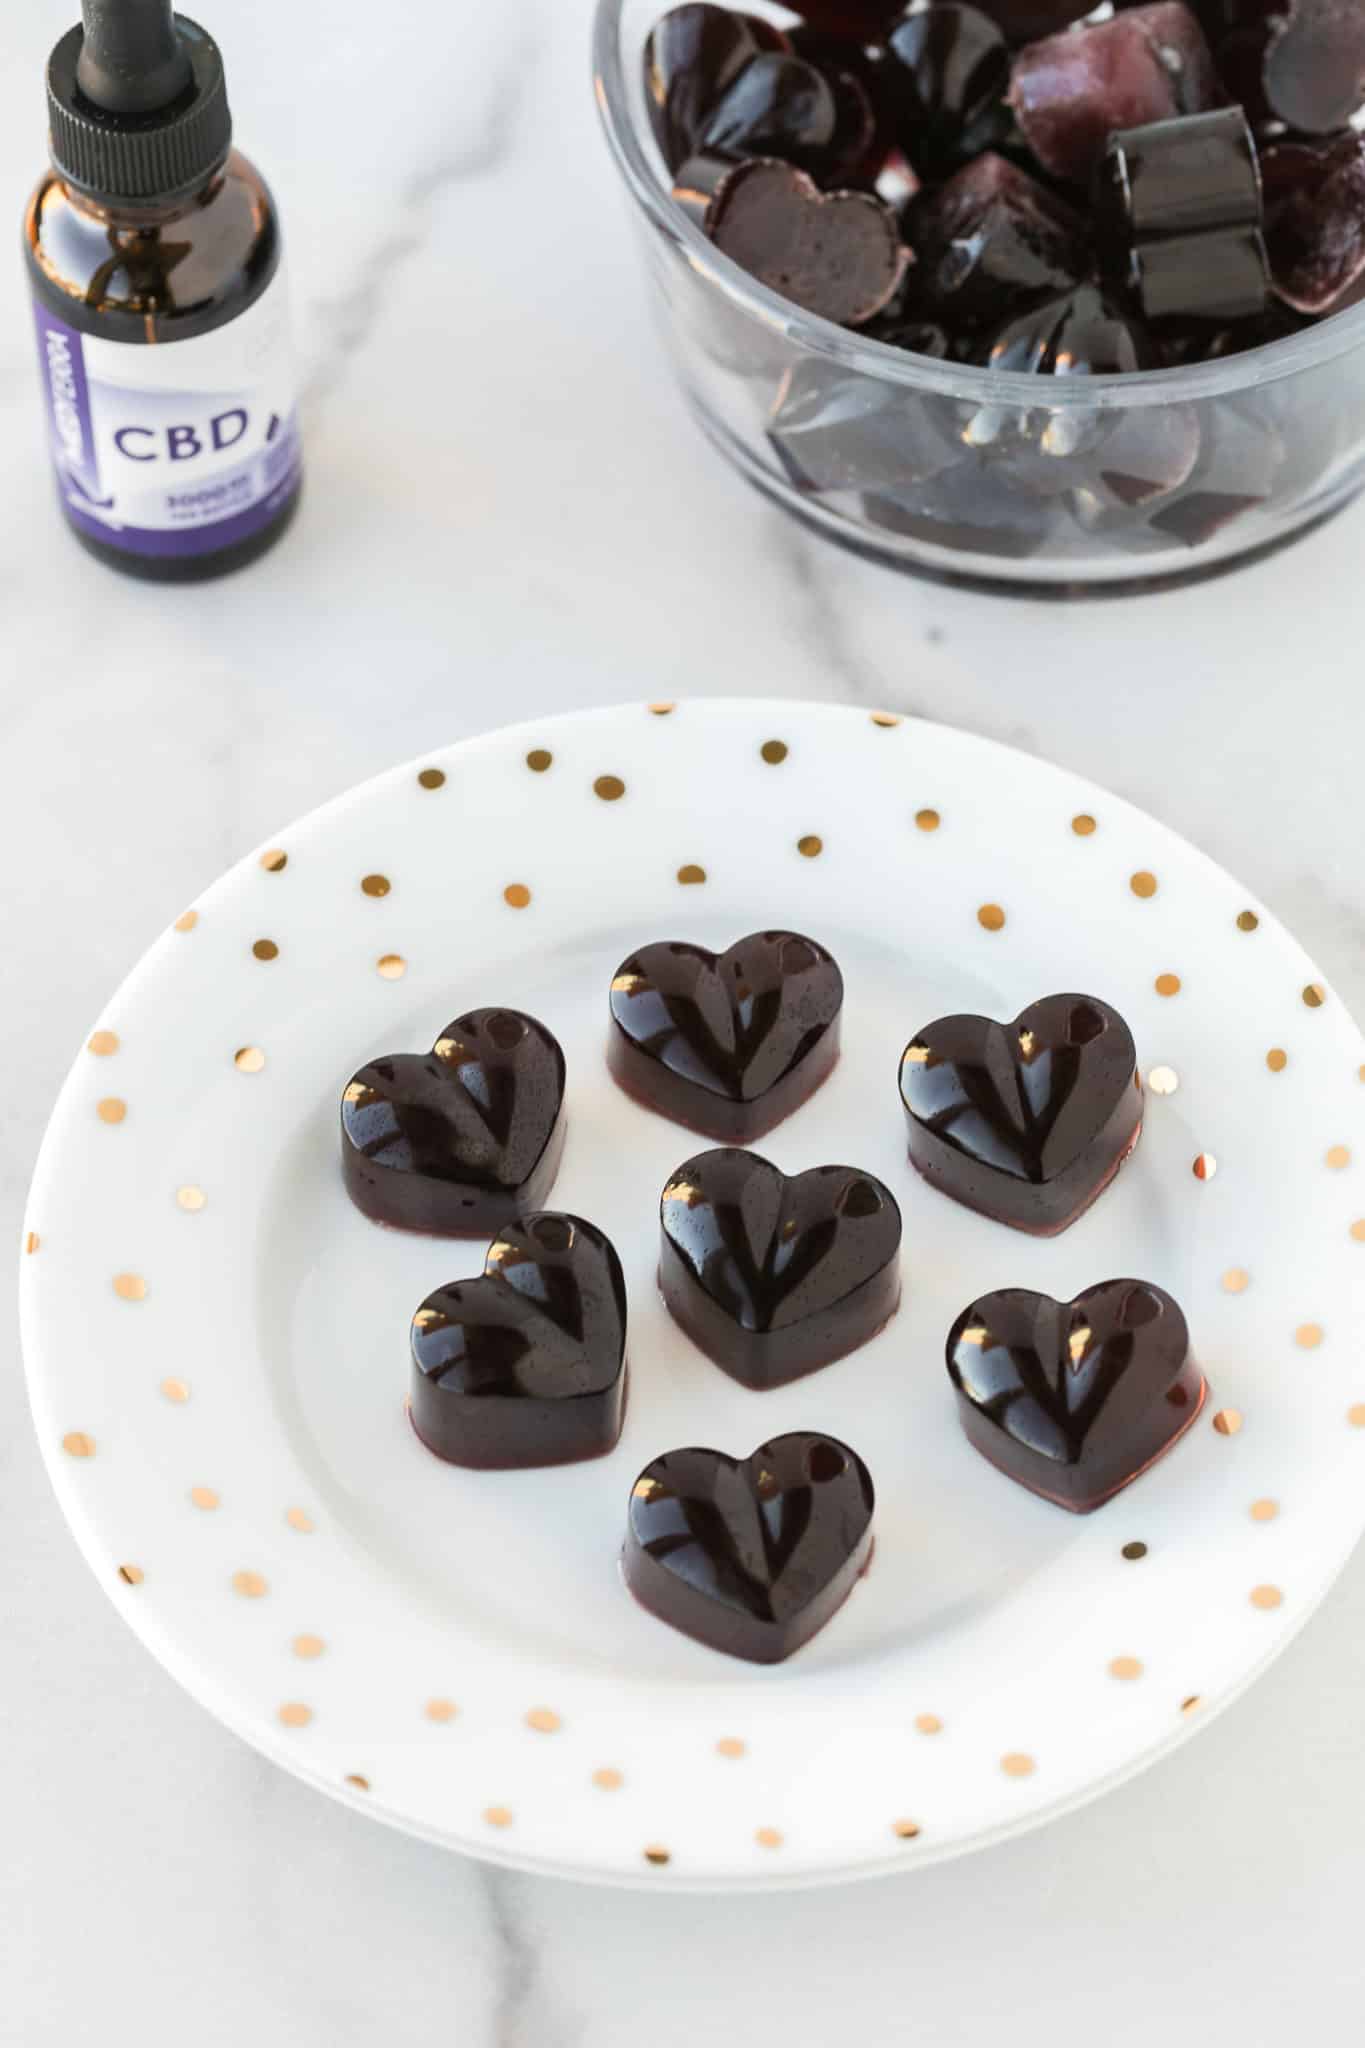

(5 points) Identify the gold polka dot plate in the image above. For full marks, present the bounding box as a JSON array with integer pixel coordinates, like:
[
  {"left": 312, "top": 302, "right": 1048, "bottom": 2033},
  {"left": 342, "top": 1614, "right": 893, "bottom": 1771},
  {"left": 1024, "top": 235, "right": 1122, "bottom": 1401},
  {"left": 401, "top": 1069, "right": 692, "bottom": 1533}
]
[{"left": 20, "top": 702, "right": 1365, "bottom": 1890}]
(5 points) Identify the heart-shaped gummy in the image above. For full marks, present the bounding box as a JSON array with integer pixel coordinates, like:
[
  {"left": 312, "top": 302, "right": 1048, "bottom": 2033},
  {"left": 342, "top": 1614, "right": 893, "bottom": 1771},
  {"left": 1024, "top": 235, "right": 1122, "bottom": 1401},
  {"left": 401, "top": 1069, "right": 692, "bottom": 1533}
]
[
  {"left": 900, "top": 993, "right": 1142, "bottom": 1235},
  {"left": 660, "top": 1148, "right": 902, "bottom": 1389},
  {"left": 410, "top": 1212, "right": 627, "bottom": 1469},
  {"left": 946, "top": 1278, "right": 1205, "bottom": 1511},
  {"left": 608, "top": 929, "right": 843, "bottom": 1143},
  {"left": 623, "top": 1431, "right": 875, "bottom": 1662},
  {"left": 706, "top": 159, "right": 909, "bottom": 327},
  {"left": 341, "top": 1007, "right": 566, "bottom": 1237},
  {"left": 643, "top": 4, "right": 789, "bottom": 172}
]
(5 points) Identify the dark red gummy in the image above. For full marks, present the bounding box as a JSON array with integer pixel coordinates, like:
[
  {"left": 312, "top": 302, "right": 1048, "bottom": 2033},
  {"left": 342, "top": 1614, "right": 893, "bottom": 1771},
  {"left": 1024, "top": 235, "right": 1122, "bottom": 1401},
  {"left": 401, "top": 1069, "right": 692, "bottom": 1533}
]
[
  {"left": 907, "top": 151, "right": 1089, "bottom": 326},
  {"left": 623, "top": 1431, "right": 875, "bottom": 1662},
  {"left": 410, "top": 1213, "right": 626, "bottom": 1470},
  {"left": 342, "top": 1008, "right": 566, "bottom": 1237},
  {"left": 973, "top": 0, "right": 1099, "bottom": 41},
  {"left": 1009, "top": 3, "right": 1223, "bottom": 186},
  {"left": 1262, "top": 0, "right": 1365, "bottom": 135},
  {"left": 947, "top": 1279, "right": 1206, "bottom": 1512},
  {"left": 643, "top": 5, "right": 788, "bottom": 172},
  {"left": 1098, "top": 108, "right": 1262, "bottom": 245},
  {"left": 608, "top": 929, "right": 843, "bottom": 1143},
  {"left": 705, "top": 158, "right": 909, "bottom": 325},
  {"left": 900, "top": 993, "right": 1143, "bottom": 1235},
  {"left": 884, "top": 4, "right": 1012, "bottom": 179},
  {"left": 979, "top": 281, "right": 1157, "bottom": 372},
  {"left": 769, "top": 357, "right": 964, "bottom": 488},
  {"left": 1131, "top": 224, "right": 1269, "bottom": 325},
  {"left": 1263, "top": 135, "right": 1365, "bottom": 316},
  {"left": 659, "top": 1148, "right": 902, "bottom": 1389},
  {"left": 698, "top": 50, "right": 848, "bottom": 176}
]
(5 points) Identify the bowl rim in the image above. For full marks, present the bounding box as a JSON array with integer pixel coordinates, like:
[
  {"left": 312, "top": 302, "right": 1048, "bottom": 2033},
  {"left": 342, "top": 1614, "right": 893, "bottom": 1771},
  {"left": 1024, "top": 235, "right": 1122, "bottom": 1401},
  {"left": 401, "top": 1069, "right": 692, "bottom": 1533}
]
[{"left": 591, "top": 0, "right": 1365, "bottom": 411}]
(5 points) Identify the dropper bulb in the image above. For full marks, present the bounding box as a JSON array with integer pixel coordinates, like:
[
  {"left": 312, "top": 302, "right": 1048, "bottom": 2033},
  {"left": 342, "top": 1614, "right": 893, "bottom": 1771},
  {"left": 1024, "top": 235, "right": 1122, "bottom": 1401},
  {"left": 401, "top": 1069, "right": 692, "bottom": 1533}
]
[{"left": 75, "top": 0, "right": 194, "bottom": 115}]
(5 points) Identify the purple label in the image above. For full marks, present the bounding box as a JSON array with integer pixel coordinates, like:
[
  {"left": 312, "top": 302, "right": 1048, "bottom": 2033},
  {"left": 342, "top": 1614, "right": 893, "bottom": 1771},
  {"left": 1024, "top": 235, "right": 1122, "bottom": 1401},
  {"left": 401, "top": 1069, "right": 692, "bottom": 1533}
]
[
  {"left": 33, "top": 303, "right": 107, "bottom": 508},
  {"left": 60, "top": 418, "right": 303, "bottom": 558}
]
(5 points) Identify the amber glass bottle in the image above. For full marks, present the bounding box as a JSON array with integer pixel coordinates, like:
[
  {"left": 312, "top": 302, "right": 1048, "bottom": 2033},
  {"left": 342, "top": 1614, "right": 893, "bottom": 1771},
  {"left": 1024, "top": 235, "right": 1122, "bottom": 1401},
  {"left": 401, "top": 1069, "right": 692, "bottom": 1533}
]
[{"left": 23, "top": 2, "right": 301, "bottom": 581}]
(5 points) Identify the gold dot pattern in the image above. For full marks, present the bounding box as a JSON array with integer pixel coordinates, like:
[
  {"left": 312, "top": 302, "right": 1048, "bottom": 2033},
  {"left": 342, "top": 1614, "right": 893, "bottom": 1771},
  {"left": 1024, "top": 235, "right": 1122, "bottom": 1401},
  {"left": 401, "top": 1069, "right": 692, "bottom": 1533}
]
[
  {"left": 643, "top": 1846, "right": 671, "bottom": 1867},
  {"left": 870, "top": 711, "right": 901, "bottom": 727},
  {"left": 716, "top": 1738, "right": 746, "bottom": 1759},
  {"left": 235, "top": 1046, "right": 266, "bottom": 1073},
  {"left": 160, "top": 1378, "right": 190, "bottom": 1403},
  {"left": 1351, "top": 1220, "right": 1365, "bottom": 1244},
  {"left": 677, "top": 863, "right": 706, "bottom": 885},
  {"left": 648, "top": 701, "right": 675, "bottom": 715},
  {"left": 361, "top": 874, "right": 391, "bottom": 898},
  {"left": 1326, "top": 1145, "right": 1351, "bottom": 1169},
  {"left": 1110, "top": 1656, "right": 1143, "bottom": 1680},
  {"left": 915, "top": 808, "right": 941, "bottom": 832},
  {"left": 177, "top": 1185, "right": 206, "bottom": 1212},
  {"left": 1122, "top": 1541, "right": 1148, "bottom": 1561},
  {"left": 1001, "top": 1753, "right": 1035, "bottom": 1779},
  {"left": 279, "top": 1703, "right": 313, "bottom": 1728},
  {"left": 1130, "top": 871, "right": 1158, "bottom": 899},
  {"left": 96, "top": 1098, "right": 126, "bottom": 1125},
  {"left": 1148, "top": 1065, "right": 1179, "bottom": 1095},
  {"left": 915, "top": 1714, "right": 943, "bottom": 1735},
  {"left": 173, "top": 910, "right": 198, "bottom": 932},
  {"left": 1222, "top": 1268, "right": 1250, "bottom": 1293},
  {"left": 1349, "top": 1405, "right": 1365, "bottom": 1428},
  {"left": 1250, "top": 1585, "right": 1283, "bottom": 1611},
  {"left": 1303, "top": 983, "right": 1326, "bottom": 1008},
  {"left": 260, "top": 849, "right": 287, "bottom": 873},
  {"left": 1181, "top": 1695, "right": 1202, "bottom": 1716},
  {"left": 426, "top": 1699, "right": 457, "bottom": 1724},
  {"left": 504, "top": 884, "right": 531, "bottom": 909},
  {"left": 252, "top": 939, "right": 279, "bottom": 961},
  {"left": 797, "top": 835, "right": 823, "bottom": 858},
  {"left": 1296, "top": 1323, "right": 1324, "bottom": 1349},
  {"left": 118, "top": 1564, "right": 144, "bottom": 1586},
  {"left": 1155, "top": 973, "right": 1182, "bottom": 997},
  {"left": 760, "top": 740, "right": 788, "bottom": 764},
  {"left": 594, "top": 775, "right": 626, "bottom": 801},
  {"left": 190, "top": 1487, "right": 219, "bottom": 1511},
  {"left": 526, "top": 749, "right": 553, "bottom": 773},
  {"left": 1071, "top": 813, "right": 1097, "bottom": 837},
  {"left": 376, "top": 954, "right": 406, "bottom": 980},
  {"left": 1250, "top": 1499, "right": 1279, "bottom": 1522},
  {"left": 285, "top": 1508, "right": 314, "bottom": 1534},
  {"left": 484, "top": 1806, "right": 513, "bottom": 1829},
  {"left": 892, "top": 1819, "right": 922, "bottom": 1840},
  {"left": 526, "top": 1707, "right": 561, "bottom": 1734},
  {"left": 593, "top": 1768, "right": 623, "bottom": 1790},
  {"left": 292, "top": 1634, "right": 325, "bottom": 1660},
  {"left": 88, "top": 1030, "right": 119, "bottom": 1056},
  {"left": 1237, "top": 910, "right": 1259, "bottom": 932},
  {"left": 1213, "top": 1408, "right": 1243, "bottom": 1435},
  {"left": 345, "top": 1775, "right": 370, "bottom": 1792},
  {"left": 113, "top": 1272, "right": 146, "bottom": 1301},
  {"left": 24, "top": 1231, "right": 39, "bottom": 1255},
  {"left": 756, "top": 1828, "right": 783, "bottom": 1850},
  {"left": 232, "top": 1571, "right": 267, "bottom": 1599},
  {"left": 418, "top": 768, "right": 446, "bottom": 790},
  {"left": 1193, "top": 1152, "right": 1217, "bottom": 1180},
  {"left": 62, "top": 1431, "right": 94, "bottom": 1458},
  {"left": 978, "top": 903, "right": 1006, "bottom": 932},
  {"left": 1267, "top": 1048, "right": 1288, "bottom": 1072}
]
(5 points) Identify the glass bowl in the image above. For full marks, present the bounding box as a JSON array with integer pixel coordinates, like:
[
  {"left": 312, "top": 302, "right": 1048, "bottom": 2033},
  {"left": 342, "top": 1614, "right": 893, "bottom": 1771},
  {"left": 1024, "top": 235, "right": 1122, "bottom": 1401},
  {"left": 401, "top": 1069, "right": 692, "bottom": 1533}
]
[{"left": 593, "top": 0, "right": 1365, "bottom": 593}]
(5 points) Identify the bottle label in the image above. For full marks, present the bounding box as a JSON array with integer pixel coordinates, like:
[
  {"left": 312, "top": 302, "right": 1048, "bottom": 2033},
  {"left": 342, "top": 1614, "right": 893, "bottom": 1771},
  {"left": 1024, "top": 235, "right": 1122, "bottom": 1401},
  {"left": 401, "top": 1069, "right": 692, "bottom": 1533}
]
[{"left": 32, "top": 269, "right": 301, "bottom": 560}]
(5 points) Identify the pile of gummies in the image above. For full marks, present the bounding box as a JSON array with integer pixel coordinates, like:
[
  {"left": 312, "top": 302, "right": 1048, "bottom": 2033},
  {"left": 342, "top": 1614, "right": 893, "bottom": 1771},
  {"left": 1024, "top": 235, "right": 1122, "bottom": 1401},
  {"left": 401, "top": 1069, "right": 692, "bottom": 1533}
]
[{"left": 645, "top": 0, "right": 1365, "bottom": 370}]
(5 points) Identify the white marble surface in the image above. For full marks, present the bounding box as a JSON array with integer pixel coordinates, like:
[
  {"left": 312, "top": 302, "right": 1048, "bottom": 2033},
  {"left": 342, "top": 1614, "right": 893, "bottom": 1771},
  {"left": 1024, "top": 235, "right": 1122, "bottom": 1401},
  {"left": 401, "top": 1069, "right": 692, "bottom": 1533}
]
[{"left": 4, "top": 0, "right": 1365, "bottom": 2038}]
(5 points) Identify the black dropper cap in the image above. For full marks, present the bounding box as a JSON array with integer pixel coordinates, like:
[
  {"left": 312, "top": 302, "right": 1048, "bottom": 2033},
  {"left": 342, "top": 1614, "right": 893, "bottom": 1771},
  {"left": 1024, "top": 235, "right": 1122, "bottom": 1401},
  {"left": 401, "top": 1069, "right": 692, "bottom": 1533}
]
[{"left": 47, "top": 1, "right": 232, "bottom": 207}]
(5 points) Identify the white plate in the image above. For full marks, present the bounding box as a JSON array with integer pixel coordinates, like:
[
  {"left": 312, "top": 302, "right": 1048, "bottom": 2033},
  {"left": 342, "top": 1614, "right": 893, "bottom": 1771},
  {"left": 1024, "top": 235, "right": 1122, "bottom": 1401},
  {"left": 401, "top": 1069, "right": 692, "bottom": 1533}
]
[{"left": 21, "top": 699, "right": 1365, "bottom": 1891}]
